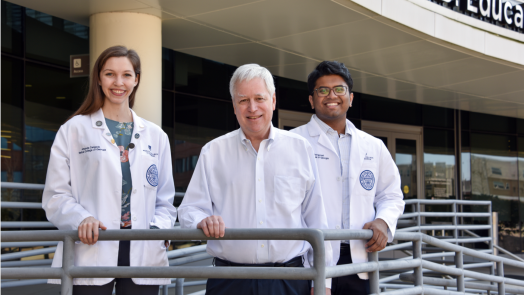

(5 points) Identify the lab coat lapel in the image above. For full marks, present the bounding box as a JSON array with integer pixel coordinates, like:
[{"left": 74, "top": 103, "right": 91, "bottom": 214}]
[
  {"left": 348, "top": 121, "right": 365, "bottom": 196},
  {"left": 306, "top": 117, "right": 338, "bottom": 159},
  {"left": 91, "top": 108, "right": 117, "bottom": 148}
]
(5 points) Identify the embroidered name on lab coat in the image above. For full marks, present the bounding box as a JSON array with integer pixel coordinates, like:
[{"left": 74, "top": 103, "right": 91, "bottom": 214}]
[
  {"left": 143, "top": 146, "right": 158, "bottom": 157},
  {"left": 79, "top": 146, "right": 106, "bottom": 154},
  {"left": 315, "top": 154, "right": 329, "bottom": 160}
]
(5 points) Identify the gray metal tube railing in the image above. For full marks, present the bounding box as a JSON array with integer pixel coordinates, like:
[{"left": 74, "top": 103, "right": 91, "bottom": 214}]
[
  {"left": 3, "top": 229, "right": 524, "bottom": 295},
  {"left": 1, "top": 182, "right": 45, "bottom": 190},
  {"left": 1, "top": 202, "right": 43, "bottom": 209},
  {"left": 1, "top": 228, "right": 328, "bottom": 295}
]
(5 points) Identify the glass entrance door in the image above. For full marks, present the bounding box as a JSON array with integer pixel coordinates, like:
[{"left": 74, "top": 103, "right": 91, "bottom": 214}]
[{"left": 362, "top": 121, "right": 423, "bottom": 201}]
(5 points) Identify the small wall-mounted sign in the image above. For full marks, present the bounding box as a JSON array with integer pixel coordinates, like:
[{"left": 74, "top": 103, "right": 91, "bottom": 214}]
[{"left": 70, "top": 54, "right": 89, "bottom": 78}]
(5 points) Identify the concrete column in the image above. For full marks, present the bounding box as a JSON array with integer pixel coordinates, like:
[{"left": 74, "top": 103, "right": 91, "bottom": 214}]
[{"left": 90, "top": 12, "right": 162, "bottom": 126}]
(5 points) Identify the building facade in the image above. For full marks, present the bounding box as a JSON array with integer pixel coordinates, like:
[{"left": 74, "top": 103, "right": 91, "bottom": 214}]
[{"left": 1, "top": 0, "right": 524, "bottom": 254}]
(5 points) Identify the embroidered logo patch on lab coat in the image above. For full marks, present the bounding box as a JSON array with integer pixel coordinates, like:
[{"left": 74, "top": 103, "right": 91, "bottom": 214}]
[
  {"left": 360, "top": 170, "right": 375, "bottom": 191},
  {"left": 146, "top": 164, "right": 159, "bottom": 187}
]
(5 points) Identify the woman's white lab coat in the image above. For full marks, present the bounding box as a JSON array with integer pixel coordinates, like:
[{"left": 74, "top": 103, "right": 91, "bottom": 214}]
[{"left": 42, "top": 108, "right": 177, "bottom": 285}]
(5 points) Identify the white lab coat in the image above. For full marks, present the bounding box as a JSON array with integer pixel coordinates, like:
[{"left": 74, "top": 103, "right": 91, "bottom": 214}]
[
  {"left": 42, "top": 108, "right": 177, "bottom": 285},
  {"left": 292, "top": 117, "right": 405, "bottom": 279}
]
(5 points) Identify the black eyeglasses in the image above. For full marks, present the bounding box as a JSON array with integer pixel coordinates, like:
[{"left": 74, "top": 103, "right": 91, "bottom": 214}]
[{"left": 313, "top": 86, "right": 348, "bottom": 97}]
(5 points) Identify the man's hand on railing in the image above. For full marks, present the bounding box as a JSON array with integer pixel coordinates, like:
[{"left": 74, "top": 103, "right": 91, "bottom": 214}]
[
  {"left": 197, "top": 215, "right": 225, "bottom": 238},
  {"left": 78, "top": 216, "right": 107, "bottom": 245},
  {"left": 363, "top": 218, "right": 388, "bottom": 252}
]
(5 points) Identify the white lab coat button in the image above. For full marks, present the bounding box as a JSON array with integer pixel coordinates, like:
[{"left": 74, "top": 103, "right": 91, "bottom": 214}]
[
  {"left": 133, "top": 216, "right": 137, "bottom": 221},
  {"left": 133, "top": 189, "right": 137, "bottom": 194},
  {"left": 259, "top": 221, "right": 263, "bottom": 225},
  {"left": 336, "top": 225, "right": 340, "bottom": 229}
]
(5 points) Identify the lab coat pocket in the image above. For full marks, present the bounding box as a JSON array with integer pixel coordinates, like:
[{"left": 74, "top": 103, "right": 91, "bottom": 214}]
[{"left": 274, "top": 175, "right": 305, "bottom": 209}]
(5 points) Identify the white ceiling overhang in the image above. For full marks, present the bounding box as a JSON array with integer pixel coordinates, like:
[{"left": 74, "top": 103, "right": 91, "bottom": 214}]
[{"left": 8, "top": 0, "right": 524, "bottom": 118}]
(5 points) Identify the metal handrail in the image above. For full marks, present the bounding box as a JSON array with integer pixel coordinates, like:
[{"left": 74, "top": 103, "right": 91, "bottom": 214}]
[
  {"left": 2, "top": 229, "right": 524, "bottom": 295},
  {"left": 0, "top": 182, "right": 185, "bottom": 197},
  {"left": 3, "top": 182, "right": 524, "bottom": 294}
]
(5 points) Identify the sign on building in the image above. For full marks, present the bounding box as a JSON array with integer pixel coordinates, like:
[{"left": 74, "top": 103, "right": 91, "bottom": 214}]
[{"left": 70, "top": 54, "right": 89, "bottom": 78}]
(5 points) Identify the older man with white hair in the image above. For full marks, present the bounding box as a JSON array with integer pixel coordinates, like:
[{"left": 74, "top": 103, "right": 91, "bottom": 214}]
[{"left": 178, "top": 64, "right": 333, "bottom": 295}]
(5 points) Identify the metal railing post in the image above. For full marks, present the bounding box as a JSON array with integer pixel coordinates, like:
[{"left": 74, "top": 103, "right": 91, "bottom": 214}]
[
  {"left": 162, "top": 284, "right": 169, "bottom": 295},
  {"left": 368, "top": 251, "right": 380, "bottom": 294},
  {"left": 497, "top": 261, "right": 505, "bottom": 295},
  {"left": 492, "top": 211, "right": 498, "bottom": 257},
  {"left": 175, "top": 278, "right": 184, "bottom": 295},
  {"left": 455, "top": 251, "right": 464, "bottom": 292},
  {"left": 413, "top": 237, "right": 423, "bottom": 287},
  {"left": 311, "top": 230, "right": 326, "bottom": 295},
  {"left": 416, "top": 202, "right": 421, "bottom": 233},
  {"left": 61, "top": 236, "right": 75, "bottom": 295},
  {"left": 452, "top": 202, "right": 458, "bottom": 245}
]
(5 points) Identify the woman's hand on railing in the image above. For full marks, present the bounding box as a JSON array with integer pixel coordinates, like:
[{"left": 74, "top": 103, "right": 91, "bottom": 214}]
[
  {"left": 78, "top": 216, "right": 107, "bottom": 245},
  {"left": 197, "top": 215, "right": 225, "bottom": 238}
]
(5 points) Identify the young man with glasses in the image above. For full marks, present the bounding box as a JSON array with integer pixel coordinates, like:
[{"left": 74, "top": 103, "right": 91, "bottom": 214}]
[{"left": 291, "top": 61, "right": 405, "bottom": 295}]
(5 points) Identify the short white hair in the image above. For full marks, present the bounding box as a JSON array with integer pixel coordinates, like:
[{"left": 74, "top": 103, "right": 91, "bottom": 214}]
[{"left": 229, "top": 64, "right": 275, "bottom": 100}]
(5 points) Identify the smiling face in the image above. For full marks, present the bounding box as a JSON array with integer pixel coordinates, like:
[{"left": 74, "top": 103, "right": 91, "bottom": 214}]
[
  {"left": 309, "top": 74, "right": 353, "bottom": 123},
  {"left": 99, "top": 57, "right": 139, "bottom": 107},
  {"left": 232, "top": 78, "right": 276, "bottom": 140}
]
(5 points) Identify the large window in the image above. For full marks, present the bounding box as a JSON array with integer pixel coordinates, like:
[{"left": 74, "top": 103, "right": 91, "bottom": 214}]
[
  {"left": 462, "top": 111, "right": 524, "bottom": 253},
  {"left": 1, "top": 2, "right": 88, "bottom": 225}
]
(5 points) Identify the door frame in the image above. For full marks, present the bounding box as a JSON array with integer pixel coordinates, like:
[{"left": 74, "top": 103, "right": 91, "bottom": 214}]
[{"left": 362, "top": 120, "right": 424, "bottom": 200}]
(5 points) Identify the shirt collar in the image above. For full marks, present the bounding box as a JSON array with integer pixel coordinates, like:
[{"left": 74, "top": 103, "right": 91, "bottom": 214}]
[
  {"left": 239, "top": 124, "right": 276, "bottom": 151},
  {"left": 313, "top": 114, "right": 351, "bottom": 136}
]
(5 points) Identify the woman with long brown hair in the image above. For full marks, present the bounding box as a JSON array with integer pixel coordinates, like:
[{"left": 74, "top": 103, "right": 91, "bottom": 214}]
[{"left": 42, "top": 45, "right": 176, "bottom": 294}]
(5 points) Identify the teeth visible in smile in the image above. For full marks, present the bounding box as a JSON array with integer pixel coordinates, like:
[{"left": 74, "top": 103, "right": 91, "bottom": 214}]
[
  {"left": 327, "top": 103, "right": 338, "bottom": 106},
  {"left": 248, "top": 116, "right": 260, "bottom": 119},
  {"left": 113, "top": 90, "right": 125, "bottom": 94}
]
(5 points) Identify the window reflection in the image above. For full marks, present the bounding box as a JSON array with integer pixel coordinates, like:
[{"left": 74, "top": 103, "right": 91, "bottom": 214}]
[
  {"left": 1, "top": 57, "right": 24, "bottom": 210},
  {"left": 517, "top": 137, "right": 524, "bottom": 253},
  {"left": 424, "top": 129, "right": 455, "bottom": 199},
  {"left": 174, "top": 94, "right": 238, "bottom": 192},
  {"left": 396, "top": 139, "right": 417, "bottom": 200},
  {"left": 1, "top": 1, "right": 23, "bottom": 55},
  {"left": 25, "top": 8, "right": 89, "bottom": 66},
  {"left": 24, "top": 62, "right": 88, "bottom": 187},
  {"left": 174, "top": 52, "right": 236, "bottom": 101},
  {"left": 469, "top": 133, "right": 521, "bottom": 253}
]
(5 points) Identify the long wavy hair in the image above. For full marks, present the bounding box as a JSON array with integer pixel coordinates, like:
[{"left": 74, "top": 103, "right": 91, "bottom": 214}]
[{"left": 68, "top": 46, "right": 141, "bottom": 121}]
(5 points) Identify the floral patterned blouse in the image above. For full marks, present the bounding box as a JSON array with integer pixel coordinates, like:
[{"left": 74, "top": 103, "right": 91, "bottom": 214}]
[{"left": 105, "top": 118, "right": 133, "bottom": 228}]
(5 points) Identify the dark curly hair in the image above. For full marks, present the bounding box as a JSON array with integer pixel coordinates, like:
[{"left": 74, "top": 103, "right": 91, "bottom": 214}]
[{"left": 307, "top": 61, "right": 353, "bottom": 95}]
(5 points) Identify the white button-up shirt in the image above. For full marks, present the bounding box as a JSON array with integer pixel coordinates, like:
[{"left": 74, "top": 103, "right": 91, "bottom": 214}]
[
  {"left": 313, "top": 115, "right": 352, "bottom": 244},
  {"left": 178, "top": 125, "right": 333, "bottom": 284}
]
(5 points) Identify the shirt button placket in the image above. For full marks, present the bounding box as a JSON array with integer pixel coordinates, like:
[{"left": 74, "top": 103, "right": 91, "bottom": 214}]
[{"left": 255, "top": 141, "right": 268, "bottom": 262}]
